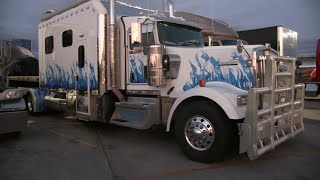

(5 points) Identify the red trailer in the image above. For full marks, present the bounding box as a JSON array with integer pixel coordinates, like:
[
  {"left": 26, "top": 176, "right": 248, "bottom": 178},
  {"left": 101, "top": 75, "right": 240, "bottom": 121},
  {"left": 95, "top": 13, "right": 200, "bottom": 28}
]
[{"left": 297, "top": 39, "right": 320, "bottom": 96}]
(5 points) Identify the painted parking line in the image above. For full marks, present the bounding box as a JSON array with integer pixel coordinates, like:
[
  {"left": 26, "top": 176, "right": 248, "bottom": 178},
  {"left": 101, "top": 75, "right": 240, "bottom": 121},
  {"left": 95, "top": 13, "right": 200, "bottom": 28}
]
[{"left": 49, "top": 129, "right": 98, "bottom": 148}]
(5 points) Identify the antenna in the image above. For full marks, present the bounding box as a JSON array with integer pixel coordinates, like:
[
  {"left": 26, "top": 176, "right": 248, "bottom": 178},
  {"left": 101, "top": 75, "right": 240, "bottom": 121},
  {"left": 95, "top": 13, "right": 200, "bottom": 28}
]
[
  {"left": 147, "top": 0, "right": 150, "bottom": 17},
  {"left": 211, "top": 0, "right": 214, "bottom": 34}
]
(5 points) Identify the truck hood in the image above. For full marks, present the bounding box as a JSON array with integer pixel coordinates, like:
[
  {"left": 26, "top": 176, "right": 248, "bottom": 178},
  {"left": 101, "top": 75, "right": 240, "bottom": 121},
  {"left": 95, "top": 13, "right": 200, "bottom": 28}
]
[{"left": 166, "top": 45, "right": 261, "bottom": 93}]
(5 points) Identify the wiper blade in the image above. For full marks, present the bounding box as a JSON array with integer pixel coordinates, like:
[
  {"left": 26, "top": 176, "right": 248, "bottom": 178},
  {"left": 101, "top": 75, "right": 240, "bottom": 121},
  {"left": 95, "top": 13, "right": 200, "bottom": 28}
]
[
  {"left": 162, "top": 40, "right": 178, "bottom": 46},
  {"left": 178, "top": 41, "right": 201, "bottom": 47}
]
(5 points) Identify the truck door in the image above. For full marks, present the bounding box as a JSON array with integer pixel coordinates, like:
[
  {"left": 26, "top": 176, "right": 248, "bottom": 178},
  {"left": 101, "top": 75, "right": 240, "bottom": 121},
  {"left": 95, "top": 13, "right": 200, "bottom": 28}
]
[
  {"left": 126, "top": 20, "right": 155, "bottom": 84},
  {"left": 75, "top": 39, "right": 90, "bottom": 116}
]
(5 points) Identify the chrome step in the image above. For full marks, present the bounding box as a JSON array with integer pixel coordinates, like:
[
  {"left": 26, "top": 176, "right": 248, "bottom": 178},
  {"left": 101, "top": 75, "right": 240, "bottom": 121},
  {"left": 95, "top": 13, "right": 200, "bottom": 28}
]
[{"left": 110, "top": 97, "right": 160, "bottom": 130}]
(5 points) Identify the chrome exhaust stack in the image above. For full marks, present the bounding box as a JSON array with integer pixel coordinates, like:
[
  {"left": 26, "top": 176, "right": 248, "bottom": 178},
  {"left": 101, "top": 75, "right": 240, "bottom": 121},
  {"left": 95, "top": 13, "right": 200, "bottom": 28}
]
[
  {"left": 162, "top": 0, "right": 175, "bottom": 17},
  {"left": 168, "top": 0, "right": 174, "bottom": 17},
  {"left": 109, "top": 0, "right": 125, "bottom": 101},
  {"left": 148, "top": 44, "right": 168, "bottom": 87}
]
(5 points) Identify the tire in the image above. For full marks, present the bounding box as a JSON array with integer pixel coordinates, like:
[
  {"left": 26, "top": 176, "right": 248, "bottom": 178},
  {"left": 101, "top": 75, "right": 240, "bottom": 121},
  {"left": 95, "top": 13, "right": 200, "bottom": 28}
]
[
  {"left": 25, "top": 93, "right": 35, "bottom": 115},
  {"left": 12, "top": 131, "right": 22, "bottom": 136},
  {"left": 174, "top": 100, "right": 234, "bottom": 163}
]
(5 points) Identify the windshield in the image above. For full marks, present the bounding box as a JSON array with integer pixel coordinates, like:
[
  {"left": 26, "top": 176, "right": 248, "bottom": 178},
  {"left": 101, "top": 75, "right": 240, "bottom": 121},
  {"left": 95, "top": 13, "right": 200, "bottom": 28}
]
[
  {"left": 221, "top": 40, "right": 238, "bottom": 46},
  {"left": 158, "top": 22, "right": 203, "bottom": 47}
]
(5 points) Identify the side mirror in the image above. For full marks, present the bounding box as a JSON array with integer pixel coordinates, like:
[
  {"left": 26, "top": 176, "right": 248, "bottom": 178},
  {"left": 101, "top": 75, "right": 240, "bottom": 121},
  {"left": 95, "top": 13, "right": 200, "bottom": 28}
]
[
  {"left": 131, "top": 22, "right": 141, "bottom": 44},
  {"left": 237, "top": 40, "right": 243, "bottom": 53},
  {"left": 162, "top": 55, "right": 170, "bottom": 72},
  {"left": 237, "top": 39, "right": 252, "bottom": 66},
  {"left": 296, "top": 60, "right": 302, "bottom": 67}
]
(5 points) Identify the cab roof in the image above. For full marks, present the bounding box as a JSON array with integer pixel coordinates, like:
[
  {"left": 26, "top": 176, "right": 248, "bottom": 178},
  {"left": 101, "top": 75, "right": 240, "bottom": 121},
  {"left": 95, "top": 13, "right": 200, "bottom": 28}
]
[{"left": 41, "top": 0, "right": 201, "bottom": 30}]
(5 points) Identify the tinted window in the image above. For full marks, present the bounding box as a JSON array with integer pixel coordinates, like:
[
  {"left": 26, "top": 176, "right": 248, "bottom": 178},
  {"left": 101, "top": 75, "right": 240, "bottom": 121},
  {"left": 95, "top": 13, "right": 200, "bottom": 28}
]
[
  {"left": 62, "top": 30, "right": 73, "bottom": 47},
  {"left": 141, "top": 24, "right": 155, "bottom": 44},
  {"left": 158, "top": 22, "right": 203, "bottom": 47},
  {"left": 45, "top": 36, "right": 54, "bottom": 54},
  {"left": 221, "top": 40, "right": 238, "bottom": 46},
  {"left": 128, "top": 26, "right": 155, "bottom": 50},
  {"left": 78, "top": 45, "right": 84, "bottom": 68},
  {"left": 128, "top": 28, "right": 133, "bottom": 50}
]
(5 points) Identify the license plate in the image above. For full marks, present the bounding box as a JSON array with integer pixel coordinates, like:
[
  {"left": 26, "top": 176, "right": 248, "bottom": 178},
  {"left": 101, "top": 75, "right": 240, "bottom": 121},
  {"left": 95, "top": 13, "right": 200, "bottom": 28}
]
[{"left": 305, "top": 84, "right": 318, "bottom": 92}]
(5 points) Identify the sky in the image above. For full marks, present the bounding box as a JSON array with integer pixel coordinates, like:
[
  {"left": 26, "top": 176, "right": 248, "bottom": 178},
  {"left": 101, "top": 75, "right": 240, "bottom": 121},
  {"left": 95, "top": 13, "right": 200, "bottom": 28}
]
[{"left": 0, "top": 0, "right": 319, "bottom": 57}]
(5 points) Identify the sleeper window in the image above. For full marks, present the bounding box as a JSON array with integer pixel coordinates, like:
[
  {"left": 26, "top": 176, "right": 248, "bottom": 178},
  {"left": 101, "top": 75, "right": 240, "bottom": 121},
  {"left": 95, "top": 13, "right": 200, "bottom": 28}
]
[
  {"left": 45, "top": 36, "right": 54, "bottom": 54},
  {"left": 78, "top": 45, "right": 84, "bottom": 68},
  {"left": 62, "top": 30, "right": 73, "bottom": 47}
]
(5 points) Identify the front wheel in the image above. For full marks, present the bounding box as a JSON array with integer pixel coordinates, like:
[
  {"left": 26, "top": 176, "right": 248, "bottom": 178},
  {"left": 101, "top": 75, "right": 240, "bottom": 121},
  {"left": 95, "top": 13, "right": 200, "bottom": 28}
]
[{"left": 174, "top": 100, "right": 234, "bottom": 163}]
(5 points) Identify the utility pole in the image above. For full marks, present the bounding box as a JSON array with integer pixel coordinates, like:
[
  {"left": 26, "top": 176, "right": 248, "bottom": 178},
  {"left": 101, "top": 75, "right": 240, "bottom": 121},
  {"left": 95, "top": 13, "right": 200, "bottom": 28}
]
[{"left": 0, "top": 40, "right": 11, "bottom": 88}]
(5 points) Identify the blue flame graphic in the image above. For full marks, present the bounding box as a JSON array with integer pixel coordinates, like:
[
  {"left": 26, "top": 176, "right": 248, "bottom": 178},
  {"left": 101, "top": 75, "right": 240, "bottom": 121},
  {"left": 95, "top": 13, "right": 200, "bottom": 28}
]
[
  {"left": 40, "top": 60, "right": 98, "bottom": 90},
  {"left": 129, "top": 56, "right": 146, "bottom": 83},
  {"left": 183, "top": 51, "right": 254, "bottom": 91}
]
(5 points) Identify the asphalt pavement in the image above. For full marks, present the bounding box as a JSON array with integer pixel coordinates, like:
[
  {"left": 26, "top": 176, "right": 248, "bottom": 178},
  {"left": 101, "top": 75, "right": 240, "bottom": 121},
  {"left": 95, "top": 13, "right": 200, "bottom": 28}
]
[{"left": 1, "top": 100, "right": 320, "bottom": 180}]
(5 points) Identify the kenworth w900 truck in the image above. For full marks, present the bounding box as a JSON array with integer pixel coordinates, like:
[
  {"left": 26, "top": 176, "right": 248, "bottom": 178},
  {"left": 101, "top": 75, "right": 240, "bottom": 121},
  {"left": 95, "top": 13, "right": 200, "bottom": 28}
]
[{"left": 6, "top": 0, "right": 304, "bottom": 163}]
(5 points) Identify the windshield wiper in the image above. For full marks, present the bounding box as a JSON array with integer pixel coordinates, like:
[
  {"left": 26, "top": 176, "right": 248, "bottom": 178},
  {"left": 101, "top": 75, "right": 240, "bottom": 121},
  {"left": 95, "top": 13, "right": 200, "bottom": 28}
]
[
  {"left": 162, "top": 40, "right": 178, "bottom": 46},
  {"left": 178, "top": 41, "right": 201, "bottom": 47}
]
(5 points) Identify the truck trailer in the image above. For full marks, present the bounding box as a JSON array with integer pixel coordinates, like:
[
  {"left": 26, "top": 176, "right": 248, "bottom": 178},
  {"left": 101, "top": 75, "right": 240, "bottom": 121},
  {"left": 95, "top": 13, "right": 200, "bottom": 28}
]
[
  {"left": 4, "top": 0, "right": 305, "bottom": 163},
  {"left": 238, "top": 26, "right": 298, "bottom": 57},
  {"left": 296, "top": 39, "right": 320, "bottom": 96}
]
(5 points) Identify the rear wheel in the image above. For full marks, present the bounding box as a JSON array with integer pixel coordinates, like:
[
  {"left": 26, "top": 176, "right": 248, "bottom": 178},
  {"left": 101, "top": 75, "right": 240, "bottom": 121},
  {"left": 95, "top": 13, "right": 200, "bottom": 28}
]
[
  {"left": 12, "top": 131, "right": 22, "bottom": 136},
  {"left": 25, "top": 93, "right": 34, "bottom": 114},
  {"left": 174, "top": 100, "right": 234, "bottom": 163}
]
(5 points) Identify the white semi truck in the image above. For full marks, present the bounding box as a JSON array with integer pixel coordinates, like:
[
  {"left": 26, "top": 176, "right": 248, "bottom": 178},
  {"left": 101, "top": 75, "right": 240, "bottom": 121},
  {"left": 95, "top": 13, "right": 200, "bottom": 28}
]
[{"left": 6, "top": 0, "right": 305, "bottom": 163}]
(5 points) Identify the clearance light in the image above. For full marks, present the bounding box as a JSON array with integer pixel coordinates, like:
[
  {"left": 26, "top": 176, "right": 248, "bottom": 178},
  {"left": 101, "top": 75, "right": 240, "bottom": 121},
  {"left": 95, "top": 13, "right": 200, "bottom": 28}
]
[
  {"left": 237, "top": 95, "right": 248, "bottom": 106},
  {"left": 92, "top": 90, "right": 99, "bottom": 95},
  {"left": 199, "top": 79, "right": 206, "bottom": 87}
]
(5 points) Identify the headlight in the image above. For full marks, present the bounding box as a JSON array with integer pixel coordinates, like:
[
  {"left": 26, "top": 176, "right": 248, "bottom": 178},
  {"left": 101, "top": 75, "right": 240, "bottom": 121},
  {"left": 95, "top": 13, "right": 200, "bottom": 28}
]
[
  {"left": 4, "top": 90, "right": 23, "bottom": 100},
  {"left": 237, "top": 95, "right": 248, "bottom": 106}
]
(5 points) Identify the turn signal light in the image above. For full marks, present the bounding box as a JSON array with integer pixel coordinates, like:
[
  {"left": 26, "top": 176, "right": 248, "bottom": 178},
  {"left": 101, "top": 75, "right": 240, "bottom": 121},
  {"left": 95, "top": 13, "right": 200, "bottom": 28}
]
[{"left": 199, "top": 79, "right": 206, "bottom": 87}]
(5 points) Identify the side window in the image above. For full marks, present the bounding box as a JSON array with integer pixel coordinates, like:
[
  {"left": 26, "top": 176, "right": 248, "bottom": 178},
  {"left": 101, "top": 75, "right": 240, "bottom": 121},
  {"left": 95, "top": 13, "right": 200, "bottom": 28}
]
[
  {"left": 78, "top": 45, "right": 84, "bottom": 68},
  {"left": 141, "top": 24, "right": 155, "bottom": 45},
  {"left": 62, "top": 30, "right": 73, "bottom": 47},
  {"left": 128, "top": 28, "right": 133, "bottom": 50},
  {"left": 45, "top": 36, "right": 54, "bottom": 54},
  {"left": 128, "top": 24, "right": 155, "bottom": 50}
]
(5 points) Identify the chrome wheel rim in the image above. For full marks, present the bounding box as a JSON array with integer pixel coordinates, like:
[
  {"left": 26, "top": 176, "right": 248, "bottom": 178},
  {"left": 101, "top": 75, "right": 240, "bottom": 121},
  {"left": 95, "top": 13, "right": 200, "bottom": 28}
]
[{"left": 184, "top": 115, "right": 215, "bottom": 151}]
